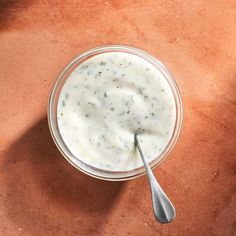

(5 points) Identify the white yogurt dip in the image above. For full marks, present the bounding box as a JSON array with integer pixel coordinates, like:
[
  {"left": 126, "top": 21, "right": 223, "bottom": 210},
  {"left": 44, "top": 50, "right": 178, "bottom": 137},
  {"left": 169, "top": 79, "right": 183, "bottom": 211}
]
[{"left": 57, "top": 52, "right": 176, "bottom": 171}]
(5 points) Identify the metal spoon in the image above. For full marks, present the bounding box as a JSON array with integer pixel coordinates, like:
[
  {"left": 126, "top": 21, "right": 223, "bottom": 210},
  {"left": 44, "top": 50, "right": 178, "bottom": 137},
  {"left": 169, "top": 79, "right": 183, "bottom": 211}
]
[{"left": 134, "top": 134, "right": 176, "bottom": 223}]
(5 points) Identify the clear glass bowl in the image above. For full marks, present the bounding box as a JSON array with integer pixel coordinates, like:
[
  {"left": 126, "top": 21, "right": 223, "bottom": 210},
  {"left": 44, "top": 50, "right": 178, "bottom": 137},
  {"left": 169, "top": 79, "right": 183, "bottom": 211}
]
[{"left": 48, "top": 45, "right": 183, "bottom": 181}]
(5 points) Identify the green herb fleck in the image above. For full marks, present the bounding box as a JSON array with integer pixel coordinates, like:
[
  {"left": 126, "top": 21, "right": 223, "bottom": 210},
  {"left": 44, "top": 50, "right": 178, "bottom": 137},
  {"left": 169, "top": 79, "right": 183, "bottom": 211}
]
[
  {"left": 104, "top": 92, "right": 107, "bottom": 98},
  {"left": 88, "top": 102, "right": 95, "bottom": 106},
  {"left": 82, "top": 64, "right": 89, "bottom": 69},
  {"left": 110, "top": 108, "right": 115, "bottom": 111},
  {"left": 85, "top": 114, "right": 89, "bottom": 118},
  {"left": 100, "top": 61, "right": 106, "bottom": 66},
  {"left": 138, "top": 88, "right": 144, "bottom": 95}
]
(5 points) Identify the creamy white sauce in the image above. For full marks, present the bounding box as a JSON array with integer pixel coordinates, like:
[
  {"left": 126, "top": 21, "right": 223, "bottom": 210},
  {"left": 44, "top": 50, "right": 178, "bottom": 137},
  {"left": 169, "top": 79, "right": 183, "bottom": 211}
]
[{"left": 57, "top": 52, "right": 176, "bottom": 171}]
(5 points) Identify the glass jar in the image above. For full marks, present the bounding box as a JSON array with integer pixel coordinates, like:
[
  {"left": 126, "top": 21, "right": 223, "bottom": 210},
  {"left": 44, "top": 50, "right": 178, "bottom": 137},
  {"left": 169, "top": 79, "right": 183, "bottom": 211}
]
[{"left": 48, "top": 45, "right": 183, "bottom": 181}]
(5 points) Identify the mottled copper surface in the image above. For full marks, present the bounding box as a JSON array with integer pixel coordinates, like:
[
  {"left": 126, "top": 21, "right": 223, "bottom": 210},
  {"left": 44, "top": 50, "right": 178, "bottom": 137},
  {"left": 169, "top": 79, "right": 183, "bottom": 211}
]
[{"left": 0, "top": 1, "right": 235, "bottom": 235}]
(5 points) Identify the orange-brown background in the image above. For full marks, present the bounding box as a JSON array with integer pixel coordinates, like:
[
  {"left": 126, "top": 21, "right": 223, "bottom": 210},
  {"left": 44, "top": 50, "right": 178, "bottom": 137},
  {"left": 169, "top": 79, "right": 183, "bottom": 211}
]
[{"left": 0, "top": 1, "right": 236, "bottom": 235}]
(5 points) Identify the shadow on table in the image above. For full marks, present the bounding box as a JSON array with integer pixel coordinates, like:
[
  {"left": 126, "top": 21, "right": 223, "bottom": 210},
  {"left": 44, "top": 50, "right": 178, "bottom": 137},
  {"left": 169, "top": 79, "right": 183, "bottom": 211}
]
[
  {"left": 0, "top": 0, "right": 29, "bottom": 30},
  {"left": 2, "top": 117, "right": 125, "bottom": 235}
]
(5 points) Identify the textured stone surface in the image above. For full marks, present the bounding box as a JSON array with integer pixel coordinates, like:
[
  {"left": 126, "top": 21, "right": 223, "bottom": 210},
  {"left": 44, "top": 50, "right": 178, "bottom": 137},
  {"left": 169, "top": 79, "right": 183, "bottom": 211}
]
[{"left": 0, "top": 1, "right": 236, "bottom": 235}]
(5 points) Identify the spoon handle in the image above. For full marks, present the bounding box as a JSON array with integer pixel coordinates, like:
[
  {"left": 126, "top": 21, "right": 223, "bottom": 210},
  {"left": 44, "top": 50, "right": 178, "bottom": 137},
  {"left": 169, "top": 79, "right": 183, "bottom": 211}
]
[{"left": 135, "top": 134, "right": 176, "bottom": 223}]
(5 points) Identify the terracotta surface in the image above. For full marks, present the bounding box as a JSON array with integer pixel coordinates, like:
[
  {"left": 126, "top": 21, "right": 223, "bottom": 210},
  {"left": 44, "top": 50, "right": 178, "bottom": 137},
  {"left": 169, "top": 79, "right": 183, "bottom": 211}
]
[{"left": 0, "top": 1, "right": 236, "bottom": 235}]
